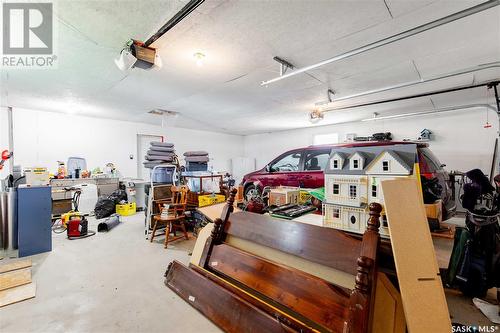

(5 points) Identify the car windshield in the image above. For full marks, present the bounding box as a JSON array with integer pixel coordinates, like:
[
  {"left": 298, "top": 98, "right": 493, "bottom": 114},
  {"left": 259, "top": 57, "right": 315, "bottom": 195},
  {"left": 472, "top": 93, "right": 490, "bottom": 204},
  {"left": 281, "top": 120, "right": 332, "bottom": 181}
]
[{"left": 270, "top": 152, "right": 301, "bottom": 172}]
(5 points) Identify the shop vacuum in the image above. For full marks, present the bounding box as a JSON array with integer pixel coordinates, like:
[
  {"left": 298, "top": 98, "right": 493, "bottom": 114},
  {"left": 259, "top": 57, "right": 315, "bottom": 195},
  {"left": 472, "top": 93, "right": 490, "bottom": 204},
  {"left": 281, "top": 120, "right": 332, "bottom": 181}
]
[{"left": 66, "top": 215, "right": 96, "bottom": 240}]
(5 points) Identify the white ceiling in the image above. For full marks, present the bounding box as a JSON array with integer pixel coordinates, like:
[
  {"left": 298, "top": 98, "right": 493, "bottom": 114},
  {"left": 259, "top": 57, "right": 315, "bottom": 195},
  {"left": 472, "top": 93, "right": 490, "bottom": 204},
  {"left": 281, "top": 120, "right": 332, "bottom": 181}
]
[{"left": 1, "top": 0, "right": 499, "bottom": 135}]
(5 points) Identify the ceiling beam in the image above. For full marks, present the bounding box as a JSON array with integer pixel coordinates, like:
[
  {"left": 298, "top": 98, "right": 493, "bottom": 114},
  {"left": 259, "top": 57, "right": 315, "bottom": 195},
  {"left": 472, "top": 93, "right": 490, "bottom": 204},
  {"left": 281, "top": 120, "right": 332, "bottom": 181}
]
[{"left": 261, "top": 0, "right": 500, "bottom": 86}]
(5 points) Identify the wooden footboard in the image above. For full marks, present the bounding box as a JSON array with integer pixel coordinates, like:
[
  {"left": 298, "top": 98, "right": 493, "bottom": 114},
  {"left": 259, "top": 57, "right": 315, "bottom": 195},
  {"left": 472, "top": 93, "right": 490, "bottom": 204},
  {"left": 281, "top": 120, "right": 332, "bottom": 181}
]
[{"left": 165, "top": 189, "right": 383, "bottom": 333}]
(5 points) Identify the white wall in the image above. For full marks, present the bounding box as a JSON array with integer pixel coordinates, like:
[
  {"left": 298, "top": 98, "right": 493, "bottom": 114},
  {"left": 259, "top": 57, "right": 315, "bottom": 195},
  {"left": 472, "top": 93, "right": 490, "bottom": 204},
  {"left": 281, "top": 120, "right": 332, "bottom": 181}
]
[
  {"left": 0, "top": 107, "right": 10, "bottom": 180},
  {"left": 7, "top": 108, "right": 244, "bottom": 179},
  {"left": 244, "top": 109, "right": 499, "bottom": 175},
  {"left": 2, "top": 107, "right": 498, "bottom": 183}
]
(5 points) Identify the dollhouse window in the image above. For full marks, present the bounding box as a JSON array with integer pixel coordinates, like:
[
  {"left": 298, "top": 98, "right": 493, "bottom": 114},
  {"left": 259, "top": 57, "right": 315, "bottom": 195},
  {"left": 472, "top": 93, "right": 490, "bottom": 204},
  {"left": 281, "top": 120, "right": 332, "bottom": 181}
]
[
  {"left": 352, "top": 159, "right": 359, "bottom": 169},
  {"left": 332, "top": 159, "right": 339, "bottom": 169},
  {"left": 333, "top": 183, "right": 340, "bottom": 195},
  {"left": 349, "top": 185, "right": 357, "bottom": 198},
  {"left": 382, "top": 160, "right": 390, "bottom": 172},
  {"left": 333, "top": 208, "right": 340, "bottom": 218},
  {"left": 371, "top": 185, "right": 377, "bottom": 198},
  {"left": 350, "top": 215, "right": 357, "bottom": 224}
]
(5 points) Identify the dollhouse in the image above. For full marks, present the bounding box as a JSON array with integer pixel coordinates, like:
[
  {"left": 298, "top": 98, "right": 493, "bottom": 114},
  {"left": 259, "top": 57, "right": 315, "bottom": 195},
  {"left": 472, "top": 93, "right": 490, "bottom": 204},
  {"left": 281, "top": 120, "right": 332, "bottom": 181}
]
[{"left": 323, "top": 144, "right": 417, "bottom": 237}]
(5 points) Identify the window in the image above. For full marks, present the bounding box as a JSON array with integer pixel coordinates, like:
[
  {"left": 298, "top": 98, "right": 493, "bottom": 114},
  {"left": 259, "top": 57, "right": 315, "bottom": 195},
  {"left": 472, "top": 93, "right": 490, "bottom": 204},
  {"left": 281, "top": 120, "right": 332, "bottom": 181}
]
[
  {"left": 350, "top": 215, "right": 357, "bottom": 224},
  {"left": 352, "top": 159, "right": 359, "bottom": 169},
  {"left": 333, "top": 208, "right": 340, "bottom": 218},
  {"left": 382, "top": 215, "right": 388, "bottom": 227},
  {"left": 304, "top": 150, "right": 331, "bottom": 171},
  {"left": 313, "top": 133, "right": 339, "bottom": 145},
  {"left": 270, "top": 152, "right": 301, "bottom": 172},
  {"left": 349, "top": 185, "right": 357, "bottom": 198},
  {"left": 382, "top": 160, "right": 390, "bottom": 172},
  {"left": 371, "top": 185, "right": 377, "bottom": 198},
  {"left": 332, "top": 159, "right": 339, "bottom": 169},
  {"left": 333, "top": 184, "right": 340, "bottom": 195}
]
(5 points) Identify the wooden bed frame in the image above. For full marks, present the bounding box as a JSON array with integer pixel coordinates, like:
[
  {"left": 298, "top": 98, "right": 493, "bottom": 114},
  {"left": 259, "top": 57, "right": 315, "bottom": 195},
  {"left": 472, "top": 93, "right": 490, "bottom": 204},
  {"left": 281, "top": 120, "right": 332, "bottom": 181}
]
[{"left": 165, "top": 189, "right": 383, "bottom": 333}]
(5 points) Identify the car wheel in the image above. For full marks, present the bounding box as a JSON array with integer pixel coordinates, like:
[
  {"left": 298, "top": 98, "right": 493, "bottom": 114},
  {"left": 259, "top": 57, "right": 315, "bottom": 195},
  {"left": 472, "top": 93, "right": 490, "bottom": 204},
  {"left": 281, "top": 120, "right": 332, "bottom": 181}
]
[{"left": 244, "top": 184, "right": 260, "bottom": 201}]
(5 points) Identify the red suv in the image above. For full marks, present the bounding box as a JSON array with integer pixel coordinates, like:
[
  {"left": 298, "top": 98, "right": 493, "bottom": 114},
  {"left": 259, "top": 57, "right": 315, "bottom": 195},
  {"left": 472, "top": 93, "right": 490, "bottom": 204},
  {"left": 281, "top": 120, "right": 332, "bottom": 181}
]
[{"left": 242, "top": 141, "right": 456, "bottom": 219}]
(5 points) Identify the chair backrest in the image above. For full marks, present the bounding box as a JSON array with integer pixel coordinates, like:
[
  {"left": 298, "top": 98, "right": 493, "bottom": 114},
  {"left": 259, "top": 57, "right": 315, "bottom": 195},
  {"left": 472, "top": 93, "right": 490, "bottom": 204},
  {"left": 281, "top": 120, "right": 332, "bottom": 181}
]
[{"left": 171, "top": 185, "right": 189, "bottom": 205}]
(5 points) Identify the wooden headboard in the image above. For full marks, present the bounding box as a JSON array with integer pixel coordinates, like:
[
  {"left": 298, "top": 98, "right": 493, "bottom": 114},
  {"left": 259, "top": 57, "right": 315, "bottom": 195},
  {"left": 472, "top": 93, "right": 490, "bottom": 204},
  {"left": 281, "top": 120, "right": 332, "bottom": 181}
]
[{"left": 166, "top": 188, "right": 383, "bottom": 333}]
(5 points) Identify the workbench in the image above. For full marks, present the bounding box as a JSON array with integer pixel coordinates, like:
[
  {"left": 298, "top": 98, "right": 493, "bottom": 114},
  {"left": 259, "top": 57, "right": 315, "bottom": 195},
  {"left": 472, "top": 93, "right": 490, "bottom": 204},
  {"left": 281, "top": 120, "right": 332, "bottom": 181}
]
[{"left": 50, "top": 178, "right": 119, "bottom": 216}]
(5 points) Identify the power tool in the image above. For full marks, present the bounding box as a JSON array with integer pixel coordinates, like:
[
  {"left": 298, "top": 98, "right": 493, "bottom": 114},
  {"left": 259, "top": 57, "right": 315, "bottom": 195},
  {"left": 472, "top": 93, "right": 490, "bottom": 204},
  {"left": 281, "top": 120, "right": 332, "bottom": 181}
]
[{"left": 66, "top": 215, "right": 96, "bottom": 239}]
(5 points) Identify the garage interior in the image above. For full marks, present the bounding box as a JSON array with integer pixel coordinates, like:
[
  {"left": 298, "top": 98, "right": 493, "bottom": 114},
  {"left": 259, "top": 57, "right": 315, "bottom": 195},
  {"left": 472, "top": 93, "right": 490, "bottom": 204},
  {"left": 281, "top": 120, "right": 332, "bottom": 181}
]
[{"left": 0, "top": 0, "right": 499, "bottom": 332}]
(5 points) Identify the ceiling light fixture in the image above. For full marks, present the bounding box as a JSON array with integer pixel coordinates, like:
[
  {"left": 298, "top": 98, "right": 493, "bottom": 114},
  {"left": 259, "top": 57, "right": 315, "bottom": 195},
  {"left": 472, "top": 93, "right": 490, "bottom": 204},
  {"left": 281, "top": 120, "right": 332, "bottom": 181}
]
[
  {"left": 193, "top": 52, "right": 205, "bottom": 67},
  {"left": 114, "top": 45, "right": 136, "bottom": 71},
  {"left": 309, "top": 109, "right": 324, "bottom": 124}
]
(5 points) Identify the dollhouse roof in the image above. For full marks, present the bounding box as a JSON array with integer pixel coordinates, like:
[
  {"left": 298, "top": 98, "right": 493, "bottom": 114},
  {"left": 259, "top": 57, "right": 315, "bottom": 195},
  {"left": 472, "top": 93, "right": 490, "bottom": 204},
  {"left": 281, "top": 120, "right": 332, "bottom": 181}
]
[
  {"left": 325, "top": 144, "right": 417, "bottom": 175},
  {"left": 365, "top": 150, "right": 413, "bottom": 172},
  {"left": 347, "top": 151, "right": 367, "bottom": 160},
  {"left": 331, "top": 152, "right": 347, "bottom": 160}
]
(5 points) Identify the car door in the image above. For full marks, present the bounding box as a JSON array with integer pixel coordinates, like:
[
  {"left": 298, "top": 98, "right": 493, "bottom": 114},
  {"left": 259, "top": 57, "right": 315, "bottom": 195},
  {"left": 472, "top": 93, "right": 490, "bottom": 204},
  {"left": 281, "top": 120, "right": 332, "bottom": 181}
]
[
  {"left": 301, "top": 148, "right": 332, "bottom": 188},
  {"left": 268, "top": 150, "right": 304, "bottom": 187}
]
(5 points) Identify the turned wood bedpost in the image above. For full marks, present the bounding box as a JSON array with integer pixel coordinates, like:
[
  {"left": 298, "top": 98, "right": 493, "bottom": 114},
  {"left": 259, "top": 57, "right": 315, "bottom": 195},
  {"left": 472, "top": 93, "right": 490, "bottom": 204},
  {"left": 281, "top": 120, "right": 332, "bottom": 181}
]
[
  {"left": 344, "top": 202, "right": 382, "bottom": 333},
  {"left": 199, "top": 188, "right": 238, "bottom": 267}
]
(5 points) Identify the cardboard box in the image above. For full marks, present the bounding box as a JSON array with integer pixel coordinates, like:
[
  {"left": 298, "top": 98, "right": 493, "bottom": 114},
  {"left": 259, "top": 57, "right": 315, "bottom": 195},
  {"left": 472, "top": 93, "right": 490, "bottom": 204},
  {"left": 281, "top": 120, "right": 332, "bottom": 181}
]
[
  {"left": 24, "top": 167, "right": 49, "bottom": 186},
  {"left": 236, "top": 185, "right": 244, "bottom": 203},
  {"left": 269, "top": 187, "right": 299, "bottom": 206},
  {"left": 299, "top": 190, "right": 312, "bottom": 204},
  {"left": 425, "top": 199, "right": 442, "bottom": 223}
]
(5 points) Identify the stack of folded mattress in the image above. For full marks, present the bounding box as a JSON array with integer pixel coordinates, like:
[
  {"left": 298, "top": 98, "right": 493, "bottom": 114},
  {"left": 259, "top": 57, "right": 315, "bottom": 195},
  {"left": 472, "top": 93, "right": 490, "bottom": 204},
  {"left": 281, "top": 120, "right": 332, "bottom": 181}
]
[
  {"left": 143, "top": 142, "right": 176, "bottom": 169},
  {"left": 184, "top": 151, "right": 209, "bottom": 171}
]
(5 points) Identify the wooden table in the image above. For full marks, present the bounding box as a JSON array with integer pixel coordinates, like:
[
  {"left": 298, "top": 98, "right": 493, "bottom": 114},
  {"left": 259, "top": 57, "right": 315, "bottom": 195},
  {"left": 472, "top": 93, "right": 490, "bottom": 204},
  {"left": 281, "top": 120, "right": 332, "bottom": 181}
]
[{"left": 196, "top": 203, "right": 241, "bottom": 222}]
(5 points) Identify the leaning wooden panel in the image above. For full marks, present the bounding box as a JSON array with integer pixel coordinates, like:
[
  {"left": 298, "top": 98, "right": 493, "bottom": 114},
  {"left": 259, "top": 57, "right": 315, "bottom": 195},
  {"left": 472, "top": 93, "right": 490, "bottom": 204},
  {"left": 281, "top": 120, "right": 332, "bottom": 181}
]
[
  {"left": 208, "top": 243, "right": 350, "bottom": 332},
  {"left": 381, "top": 178, "right": 452, "bottom": 333},
  {"left": 0, "top": 267, "right": 32, "bottom": 291},
  {"left": 189, "top": 264, "right": 317, "bottom": 333},
  {"left": 165, "top": 260, "right": 295, "bottom": 333},
  {"left": 0, "top": 259, "right": 32, "bottom": 274},
  {"left": 0, "top": 282, "right": 36, "bottom": 307},
  {"left": 225, "top": 211, "right": 362, "bottom": 275},
  {"left": 372, "top": 273, "right": 406, "bottom": 333}
]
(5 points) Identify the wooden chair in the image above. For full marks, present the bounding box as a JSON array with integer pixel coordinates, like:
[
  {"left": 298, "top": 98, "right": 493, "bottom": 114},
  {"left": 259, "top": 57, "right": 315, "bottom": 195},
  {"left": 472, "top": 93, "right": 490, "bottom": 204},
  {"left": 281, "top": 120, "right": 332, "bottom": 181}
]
[{"left": 151, "top": 185, "right": 189, "bottom": 248}]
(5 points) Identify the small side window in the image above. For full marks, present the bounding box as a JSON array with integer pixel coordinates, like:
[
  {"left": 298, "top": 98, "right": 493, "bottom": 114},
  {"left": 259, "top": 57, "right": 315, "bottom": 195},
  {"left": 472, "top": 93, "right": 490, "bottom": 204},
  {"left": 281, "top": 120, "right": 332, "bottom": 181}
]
[
  {"left": 382, "top": 160, "right": 390, "bottom": 172},
  {"left": 333, "top": 208, "right": 340, "bottom": 218},
  {"left": 371, "top": 185, "right": 377, "bottom": 198},
  {"left": 333, "top": 183, "right": 340, "bottom": 195}
]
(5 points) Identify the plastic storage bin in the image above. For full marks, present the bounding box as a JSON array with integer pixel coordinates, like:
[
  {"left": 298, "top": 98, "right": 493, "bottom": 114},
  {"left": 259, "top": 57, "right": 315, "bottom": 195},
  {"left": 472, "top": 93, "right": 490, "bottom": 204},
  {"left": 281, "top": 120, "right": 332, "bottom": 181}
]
[
  {"left": 186, "top": 162, "right": 208, "bottom": 172},
  {"left": 116, "top": 202, "right": 137, "bottom": 216},
  {"left": 198, "top": 194, "right": 226, "bottom": 207},
  {"left": 150, "top": 167, "right": 175, "bottom": 183}
]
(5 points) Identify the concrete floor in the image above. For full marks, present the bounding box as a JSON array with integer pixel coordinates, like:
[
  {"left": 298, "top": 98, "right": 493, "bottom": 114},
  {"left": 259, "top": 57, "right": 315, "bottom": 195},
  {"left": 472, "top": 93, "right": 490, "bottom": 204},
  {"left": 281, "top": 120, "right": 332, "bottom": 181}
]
[{"left": 0, "top": 214, "right": 220, "bottom": 333}]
